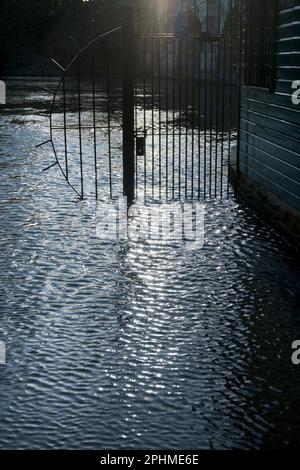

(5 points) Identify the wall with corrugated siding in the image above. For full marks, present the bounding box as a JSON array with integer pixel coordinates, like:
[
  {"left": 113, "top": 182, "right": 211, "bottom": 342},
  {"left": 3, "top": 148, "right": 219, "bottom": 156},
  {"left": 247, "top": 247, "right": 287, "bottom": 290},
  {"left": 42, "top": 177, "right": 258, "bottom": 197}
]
[{"left": 239, "top": 0, "right": 300, "bottom": 212}]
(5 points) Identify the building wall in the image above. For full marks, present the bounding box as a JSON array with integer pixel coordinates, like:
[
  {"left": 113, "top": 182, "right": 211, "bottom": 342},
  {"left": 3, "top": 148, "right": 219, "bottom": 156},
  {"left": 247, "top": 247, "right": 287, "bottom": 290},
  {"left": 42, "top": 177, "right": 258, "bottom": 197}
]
[{"left": 239, "top": 0, "right": 300, "bottom": 212}]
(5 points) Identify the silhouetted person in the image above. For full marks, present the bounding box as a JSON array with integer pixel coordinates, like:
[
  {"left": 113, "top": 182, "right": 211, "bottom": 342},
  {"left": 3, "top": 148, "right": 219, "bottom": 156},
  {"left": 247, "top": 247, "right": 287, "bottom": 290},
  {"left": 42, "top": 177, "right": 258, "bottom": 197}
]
[
  {"left": 223, "top": 6, "right": 240, "bottom": 35},
  {"left": 187, "top": 11, "right": 202, "bottom": 36},
  {"left": 173, "top": 11, "right": 188, "bottom": 38}
]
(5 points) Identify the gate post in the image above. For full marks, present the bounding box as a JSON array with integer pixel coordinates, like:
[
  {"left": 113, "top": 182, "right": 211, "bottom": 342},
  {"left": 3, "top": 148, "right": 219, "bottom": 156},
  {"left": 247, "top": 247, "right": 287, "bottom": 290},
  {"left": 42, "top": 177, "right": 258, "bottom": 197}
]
[{"left": 122, "top": 6, "right": 135, "bottom": 204}]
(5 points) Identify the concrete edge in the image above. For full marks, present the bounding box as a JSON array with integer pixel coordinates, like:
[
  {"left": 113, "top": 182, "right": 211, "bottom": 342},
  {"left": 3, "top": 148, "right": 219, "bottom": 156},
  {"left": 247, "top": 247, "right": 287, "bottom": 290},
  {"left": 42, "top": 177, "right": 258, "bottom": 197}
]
[{"left": 230, "top": 168, "right": 300, "bottom": 254}]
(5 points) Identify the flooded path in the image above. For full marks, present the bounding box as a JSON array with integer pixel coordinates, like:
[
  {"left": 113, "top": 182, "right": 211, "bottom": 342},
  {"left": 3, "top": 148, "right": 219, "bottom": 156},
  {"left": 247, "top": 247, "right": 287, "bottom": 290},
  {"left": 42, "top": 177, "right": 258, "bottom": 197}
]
[{"left": 0, "top": 80, "right": 300, "bottom": 449}]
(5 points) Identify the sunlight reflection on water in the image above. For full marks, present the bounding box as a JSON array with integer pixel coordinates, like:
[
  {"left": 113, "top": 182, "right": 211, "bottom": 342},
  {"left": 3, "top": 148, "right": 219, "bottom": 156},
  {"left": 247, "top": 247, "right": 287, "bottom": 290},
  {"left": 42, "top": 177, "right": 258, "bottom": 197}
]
[{"left": 0, "top": 80, "right": 300, "bottom": 450}]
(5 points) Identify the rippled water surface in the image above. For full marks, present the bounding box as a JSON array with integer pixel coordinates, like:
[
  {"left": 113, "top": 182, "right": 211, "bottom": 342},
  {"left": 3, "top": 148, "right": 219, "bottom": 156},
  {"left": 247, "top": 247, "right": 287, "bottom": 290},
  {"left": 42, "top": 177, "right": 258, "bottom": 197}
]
[{"left": 0, "top": 80, "right": 300, "bottom": 449}]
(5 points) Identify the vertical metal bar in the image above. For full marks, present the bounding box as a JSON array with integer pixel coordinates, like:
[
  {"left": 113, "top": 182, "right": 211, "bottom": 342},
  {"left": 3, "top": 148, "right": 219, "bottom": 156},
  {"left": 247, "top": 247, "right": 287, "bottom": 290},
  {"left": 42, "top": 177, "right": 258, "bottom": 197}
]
[
  {"left": 172, "top": 36, "right": 176, "bottom": 200},
  {"left": 185, "top": 37, "right": 189, "bottom": 199},
  {"left": 267, "top": 0, "right": 271, "bottom": 87},
  {"left": 209, "top": 40, "right": 214, "bottom": 198},
  {"left": 166, "top": 36, "right": 169, "bottom": 200},
  {"left": 206, "top": 0, "right": 209, "bottom": 33},
  {"left": 143, "top": 35, "right": 147, "bottom": 200},
  {"left": 245, "top": 0, "right": 250, "bottom": 84},
  {"left": 178, "top": 38, "right": 182, "bottom": 199},
  {"left": 134, "top": 35, "right": 138, "bottom": 199},
  {"left": 151, "top": 22, "right": 155, "bottom": 199},
  {"left": 158, "top": 36, "right": 162, "bottom": 199},
  {"left": 227, "top": 33, "right": 233, "bottom": 197},
  {"left": 254, "top": 0, "right": 258, "bottom": 85},
  {"left": 92, "top": 43, "right": 98, "bottom": 199},
  {"left": 215, "top": 38, "right": 220, "bottom": 198},
  {"left": 62, "top": 76, "right": 68, "bottom": 181},
  {"left": 204, "top": 40, "right": 208, "bottom": 199},
  {"left": 255, "top": 0, "right": 259, "bottom": 85},
  {"left": 251, "top": 0, "right": 256, "bottom": 85},
  {"left": 269, "top": 0, "right": 278, "bottom": 92},
  {"left": 107, "top": 37, "right": 112, "bottom": 199},
  {"left": 258, "top": 0, "right": 263, "bottom": 86},
  {"left": 122, "top": 6, "right": 135, "bottom": 204},
  {"left": 248, "top": 0, "right": 252, "bottom": 84},
  {"left": 166, "top": 0, "right": 170, "bottom": 34},
  {"left": 248, "top": 0, "right": 253, "bottom": 84},
  {"left": 235, "top": 0, "right": 244, "bottom": 186},
  {"left": 191, "top": 36, "right": 196, "bottom": 199},
  {"left": 198, "top": 35, "right": 202, "bottom": 199},
  {"left": 77, "top": 58, "right": 84, "bottom": 199},
  {"left": 220, "top": 36, "right": 226, "bottom": 197},
  {"left": 263, "top": 0, "right": 268, "bottom": 87}
]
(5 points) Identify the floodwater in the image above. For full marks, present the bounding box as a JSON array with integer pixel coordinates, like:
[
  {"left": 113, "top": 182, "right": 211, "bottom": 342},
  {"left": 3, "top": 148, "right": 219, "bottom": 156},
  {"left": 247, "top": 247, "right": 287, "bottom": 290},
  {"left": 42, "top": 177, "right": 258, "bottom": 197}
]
[{"left": 0, "top": 79, "right": 300, "bottom": 450}]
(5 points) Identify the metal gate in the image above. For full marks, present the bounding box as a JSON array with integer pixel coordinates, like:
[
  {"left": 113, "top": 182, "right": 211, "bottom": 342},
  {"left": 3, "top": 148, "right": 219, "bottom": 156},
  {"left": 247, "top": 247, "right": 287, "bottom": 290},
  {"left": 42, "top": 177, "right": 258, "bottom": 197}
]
[{"left": 39, "top": 1, "right": 241, "bottom": 204}]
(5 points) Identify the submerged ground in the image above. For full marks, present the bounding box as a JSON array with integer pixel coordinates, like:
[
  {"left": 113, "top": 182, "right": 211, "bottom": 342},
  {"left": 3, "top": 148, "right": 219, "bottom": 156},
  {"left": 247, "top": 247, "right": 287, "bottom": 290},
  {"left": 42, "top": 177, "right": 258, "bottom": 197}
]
[{"left": 0, "top": 80, "right": 299, "bottom": 449}]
